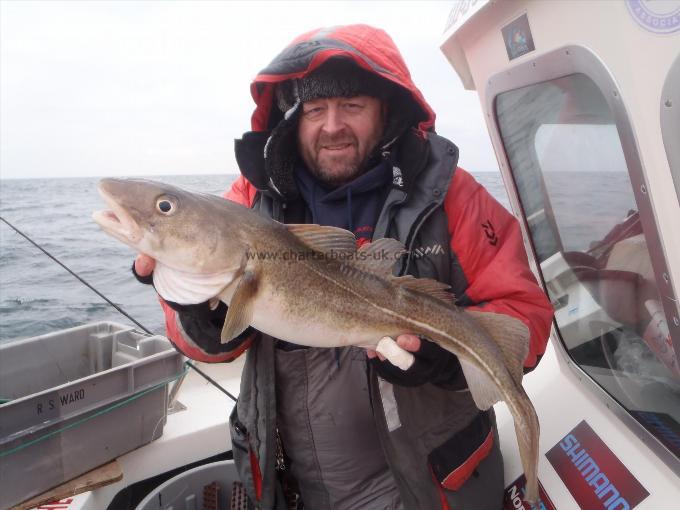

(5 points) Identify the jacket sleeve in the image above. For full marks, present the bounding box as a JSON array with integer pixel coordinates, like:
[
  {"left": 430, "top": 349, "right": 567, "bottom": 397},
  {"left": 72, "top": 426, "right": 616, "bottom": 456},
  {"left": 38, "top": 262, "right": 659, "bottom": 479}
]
[
  {"left": 159, "top": 175, "right": 260, "bottom": 363},
  {"left": 444, "top": 168, "right": 554, "bottom": 371}
]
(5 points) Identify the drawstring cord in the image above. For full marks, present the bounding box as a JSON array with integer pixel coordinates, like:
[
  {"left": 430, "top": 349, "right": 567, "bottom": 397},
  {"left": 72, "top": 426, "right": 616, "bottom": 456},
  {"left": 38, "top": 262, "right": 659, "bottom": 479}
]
[{"left": 346, "top": 187, "right": 353, "bottom": 232}]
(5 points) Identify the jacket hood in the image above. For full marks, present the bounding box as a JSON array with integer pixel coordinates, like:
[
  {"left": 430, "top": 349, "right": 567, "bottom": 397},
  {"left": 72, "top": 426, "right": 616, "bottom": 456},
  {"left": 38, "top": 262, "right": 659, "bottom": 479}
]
[{"left": 249, "top": 24, "right": 436, "bottom": 135}]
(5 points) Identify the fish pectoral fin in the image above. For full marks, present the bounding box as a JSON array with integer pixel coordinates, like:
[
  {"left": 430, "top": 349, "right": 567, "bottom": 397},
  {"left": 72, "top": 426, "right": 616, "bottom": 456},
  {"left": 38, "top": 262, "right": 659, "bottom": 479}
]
[
  {"left": 286, "top": 224, "right": 357, "bottom": 255},
  {"left": 458, "top": 359, "right": 504, "bottom": 410},
  {"left": 465, "top": 310, "right": 530, "bottom": 386},
  {"left": 220, "top": 270, "right": 258, "bottom": 344}
]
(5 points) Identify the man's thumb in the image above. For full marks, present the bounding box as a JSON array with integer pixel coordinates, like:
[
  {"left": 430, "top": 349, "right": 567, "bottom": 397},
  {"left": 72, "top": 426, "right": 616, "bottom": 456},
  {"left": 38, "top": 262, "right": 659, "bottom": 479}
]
[{"left": 134, "top": 254, "right": 156, "bottom": 277}]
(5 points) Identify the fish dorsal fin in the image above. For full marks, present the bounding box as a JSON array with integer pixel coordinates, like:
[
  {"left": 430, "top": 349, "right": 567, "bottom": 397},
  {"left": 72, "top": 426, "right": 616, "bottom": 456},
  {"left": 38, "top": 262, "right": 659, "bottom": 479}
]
[
  {"left": 465, "top": 310, "right": 530, "bottom": 387},
  {"left": 354, "top": 238, "right": 406, "bottom": 276},
  {"left": 393, "top": 275, "right": 456, "bottom": 305},
  {"left": 286, "top": 224, "right": 356, "bottom": 255}
]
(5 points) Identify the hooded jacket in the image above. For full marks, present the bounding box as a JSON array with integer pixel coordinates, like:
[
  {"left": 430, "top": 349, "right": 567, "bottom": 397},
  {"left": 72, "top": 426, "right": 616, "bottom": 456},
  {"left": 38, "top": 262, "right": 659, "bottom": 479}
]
[{"left": 156, "top": 25, "right": 554, "bottom": 509}]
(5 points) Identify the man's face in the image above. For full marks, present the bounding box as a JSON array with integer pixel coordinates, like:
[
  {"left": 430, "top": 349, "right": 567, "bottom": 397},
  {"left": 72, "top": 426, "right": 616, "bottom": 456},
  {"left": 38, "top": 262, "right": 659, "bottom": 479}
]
[{"left": 297, "top": 95, "right": 385, "bottom": 187}]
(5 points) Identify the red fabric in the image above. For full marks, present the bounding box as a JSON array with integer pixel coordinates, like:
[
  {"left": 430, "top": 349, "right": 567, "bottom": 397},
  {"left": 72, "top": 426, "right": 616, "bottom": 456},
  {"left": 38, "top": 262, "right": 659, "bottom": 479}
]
[
  {"left": 249, "top": 83, "right": 275, "bottom": 142},
  {"left": 432, "top": 472, "right": 453, "bottom": 510},
  {"left": 440, "top": 429, "right": 494, "bottom": 491},
  {"left": 36, "top": 501, "right": 73, "bottom": 510},
  {"left": 249, "top": 447, "right": 263, "bottom": 502},
  {"left": 224, "top": 174, "right": 258, "bottom": 207},
  {"left": 443, "top": 168, "right": 553, "bottom": 370},
  {"left": 249, "top": 24, "right": 435, "bottom": 135},
  {"left": 159, "top": 298, "right": 253, "bottom": 363},
  {"left": 159, "top": 25, "right": 553, "bottom": 371}
]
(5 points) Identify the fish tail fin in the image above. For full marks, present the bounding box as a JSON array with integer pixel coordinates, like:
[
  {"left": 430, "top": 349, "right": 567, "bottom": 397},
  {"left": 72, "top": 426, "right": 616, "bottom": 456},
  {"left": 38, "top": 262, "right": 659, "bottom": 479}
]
[
  {"left": 463, "top": 311, "right": 540, "bottom": 504},
  {"left": 422, "top": 315, "right": 540, "bottom": 506},
  {"left": 432, "top": 311, "right": 530, "bottom": 411},
  {"left": 513, "top": 390, "right": 541, "bottom": 506},
  {"left": 426, "top": 312, "right": 540, "bottom": 505}
]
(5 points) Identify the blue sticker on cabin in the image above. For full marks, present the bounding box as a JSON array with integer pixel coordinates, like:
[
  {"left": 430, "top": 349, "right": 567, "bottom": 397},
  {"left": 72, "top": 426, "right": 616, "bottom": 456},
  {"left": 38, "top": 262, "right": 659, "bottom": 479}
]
[{"left": 502, "top": 13, "right": 535, "bottom": 61}]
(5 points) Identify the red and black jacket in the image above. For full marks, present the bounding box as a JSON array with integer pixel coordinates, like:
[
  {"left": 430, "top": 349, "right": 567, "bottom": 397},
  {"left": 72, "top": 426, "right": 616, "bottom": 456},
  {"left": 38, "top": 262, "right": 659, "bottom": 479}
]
[
  {"left": 161, "top": 24, "right": 551, "bottom": 372},
  {"left": 153, "top": 24, "right": 553, "bottom": 510}
]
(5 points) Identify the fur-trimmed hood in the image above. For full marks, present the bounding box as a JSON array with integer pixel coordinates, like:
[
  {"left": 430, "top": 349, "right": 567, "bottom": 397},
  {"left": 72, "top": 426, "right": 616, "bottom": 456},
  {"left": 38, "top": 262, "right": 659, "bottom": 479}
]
[
  {"left": 249, "top": 24, "right": 435, "bottom": 133},
  {"left": 235, "top": 24, "right": 436, "bottom": 199}
]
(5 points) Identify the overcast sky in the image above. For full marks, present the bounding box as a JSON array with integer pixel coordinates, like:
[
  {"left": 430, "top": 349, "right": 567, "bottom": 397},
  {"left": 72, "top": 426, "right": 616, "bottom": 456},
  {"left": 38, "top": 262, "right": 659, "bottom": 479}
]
[{"left": 0, "top": 0, "right": 499, "bottom": 180}]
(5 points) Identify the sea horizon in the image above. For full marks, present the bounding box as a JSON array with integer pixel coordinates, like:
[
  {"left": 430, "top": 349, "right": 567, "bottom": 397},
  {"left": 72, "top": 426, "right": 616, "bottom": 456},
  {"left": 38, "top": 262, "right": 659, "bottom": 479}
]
[{"left": 0, "top": 172, "right": 511, "bottom": 343}]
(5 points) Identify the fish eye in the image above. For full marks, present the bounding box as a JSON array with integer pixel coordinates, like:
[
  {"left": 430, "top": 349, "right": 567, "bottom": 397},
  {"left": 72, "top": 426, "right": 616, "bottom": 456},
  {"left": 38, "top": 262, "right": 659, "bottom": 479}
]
[{"left": 156, "top": 196, "right": 176, "bottom": 215}]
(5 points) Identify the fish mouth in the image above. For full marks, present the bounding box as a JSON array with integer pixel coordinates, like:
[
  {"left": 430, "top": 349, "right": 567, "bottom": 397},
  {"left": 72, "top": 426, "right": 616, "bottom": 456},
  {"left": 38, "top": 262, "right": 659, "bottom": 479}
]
[{"left": 92, "top": 183, "right": 143, "bottom": 246}]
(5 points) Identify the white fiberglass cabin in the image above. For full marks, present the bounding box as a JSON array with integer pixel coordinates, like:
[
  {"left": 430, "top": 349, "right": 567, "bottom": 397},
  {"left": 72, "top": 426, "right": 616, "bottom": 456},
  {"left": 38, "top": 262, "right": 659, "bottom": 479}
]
[{"left": 441, "top": 1, "right": 680, "bottom": 508}]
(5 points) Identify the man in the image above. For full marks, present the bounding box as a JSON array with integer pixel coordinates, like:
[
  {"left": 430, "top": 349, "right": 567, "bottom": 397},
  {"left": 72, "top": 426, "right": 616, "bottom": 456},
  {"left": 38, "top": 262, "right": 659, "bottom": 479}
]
[{"left": 135, "top": 24, "right": 553, "bottom": 510}]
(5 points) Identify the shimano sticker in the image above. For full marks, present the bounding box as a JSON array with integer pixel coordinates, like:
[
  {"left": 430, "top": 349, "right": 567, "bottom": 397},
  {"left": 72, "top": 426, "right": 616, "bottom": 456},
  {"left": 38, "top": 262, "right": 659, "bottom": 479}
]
[{"left": 546, "top": 421, "right": 649, "bottom": 509}]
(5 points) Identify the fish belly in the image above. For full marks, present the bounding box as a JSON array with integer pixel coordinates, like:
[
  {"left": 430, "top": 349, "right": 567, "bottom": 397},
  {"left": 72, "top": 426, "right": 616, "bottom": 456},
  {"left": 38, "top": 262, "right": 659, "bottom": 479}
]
[{"left": 247, "top": 292, "right": 380, "bottom": 349}]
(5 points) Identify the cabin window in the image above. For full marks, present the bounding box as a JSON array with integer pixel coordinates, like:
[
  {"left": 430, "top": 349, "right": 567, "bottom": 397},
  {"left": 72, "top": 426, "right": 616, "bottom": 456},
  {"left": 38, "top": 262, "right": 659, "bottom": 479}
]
[
  {"left": 496, "top": 72, "right": 680, "bottom": 460},
  {"left": 661, "top": 53, "right": 680, "bottom": 208}
]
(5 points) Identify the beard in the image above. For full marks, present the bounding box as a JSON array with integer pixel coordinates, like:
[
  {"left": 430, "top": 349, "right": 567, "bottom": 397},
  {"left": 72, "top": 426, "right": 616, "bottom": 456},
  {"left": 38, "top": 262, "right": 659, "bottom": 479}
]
[
  {"left": 309, "top": 160, "right": 361, "bottom": 187},
  {"left": 304, "top": 132, "right": 379, "bottom": 188}
]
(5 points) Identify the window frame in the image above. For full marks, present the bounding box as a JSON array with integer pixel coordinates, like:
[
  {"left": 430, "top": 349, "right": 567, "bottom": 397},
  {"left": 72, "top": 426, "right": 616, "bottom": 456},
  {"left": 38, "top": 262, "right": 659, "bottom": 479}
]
[
  {"left": 661, "top": 53, "right": 680, "bottom": 207},
  {"left": 484, "top": 44, "right": 680, "bottom": 475}
]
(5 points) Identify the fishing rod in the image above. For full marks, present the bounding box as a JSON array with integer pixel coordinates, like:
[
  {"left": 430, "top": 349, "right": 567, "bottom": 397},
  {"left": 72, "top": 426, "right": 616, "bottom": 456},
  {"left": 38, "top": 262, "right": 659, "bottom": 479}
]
[
  {"left": 0, "top": 215, "right": 238, "bottom": 403},
  {"left": 1, "top": 215, "right": 150, "bottom": 334}
]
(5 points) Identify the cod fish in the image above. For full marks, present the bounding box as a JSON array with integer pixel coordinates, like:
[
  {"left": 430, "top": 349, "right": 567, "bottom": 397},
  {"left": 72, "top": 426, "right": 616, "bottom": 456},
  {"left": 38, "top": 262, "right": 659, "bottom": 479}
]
[{"left": 93, "top": 178, "right": 541, "bottom": 506}]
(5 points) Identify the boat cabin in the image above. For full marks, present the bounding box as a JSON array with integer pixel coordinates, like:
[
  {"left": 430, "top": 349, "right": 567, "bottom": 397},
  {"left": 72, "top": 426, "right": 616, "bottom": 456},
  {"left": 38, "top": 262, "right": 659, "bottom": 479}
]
[{"left": 441, "top": 1, "right": 680, "bottom": 507}]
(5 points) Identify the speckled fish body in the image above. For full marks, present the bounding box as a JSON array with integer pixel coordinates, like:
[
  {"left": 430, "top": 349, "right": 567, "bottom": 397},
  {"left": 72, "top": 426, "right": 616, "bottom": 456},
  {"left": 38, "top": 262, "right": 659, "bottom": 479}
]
[{"left": 93, "top": 178, "right": 541, "bottom": 506}]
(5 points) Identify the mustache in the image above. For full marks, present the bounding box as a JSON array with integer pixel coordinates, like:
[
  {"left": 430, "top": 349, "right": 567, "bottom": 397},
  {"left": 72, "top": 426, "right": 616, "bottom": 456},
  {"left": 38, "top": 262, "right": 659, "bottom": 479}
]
[{"left": 316, "top": 131, "right": 357, "bottom": 150}]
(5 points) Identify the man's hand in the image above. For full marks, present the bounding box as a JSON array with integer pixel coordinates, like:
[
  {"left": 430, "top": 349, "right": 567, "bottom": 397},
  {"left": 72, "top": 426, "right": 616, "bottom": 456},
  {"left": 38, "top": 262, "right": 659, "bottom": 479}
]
[
  {"left": 132, "top": 253, "right": 246, "bottom": 348},
  {"left": 367, "top": 334, "right": 464, "bottom": 388},
  {"left": 132, "top": 254, "right": 155, "bottom": 285},
  {"left": 134, "top": 254, "right": 155, "bottom": 278},
  {"left": 366, "top": 334, "right": 421, "bottom": 362}
]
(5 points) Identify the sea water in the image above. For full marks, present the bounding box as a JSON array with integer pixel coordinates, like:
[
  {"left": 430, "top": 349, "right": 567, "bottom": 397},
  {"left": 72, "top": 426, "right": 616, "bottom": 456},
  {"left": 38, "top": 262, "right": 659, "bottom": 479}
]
[{"left": 0, "top": 173, "right": 510, "bottom": 343}]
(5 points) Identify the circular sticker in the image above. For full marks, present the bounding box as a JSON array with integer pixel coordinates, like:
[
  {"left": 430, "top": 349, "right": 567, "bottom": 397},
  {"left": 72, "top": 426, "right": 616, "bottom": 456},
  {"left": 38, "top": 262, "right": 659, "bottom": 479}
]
[{"left": 627, "top": 0, "right": 680, "bottom": 34}]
